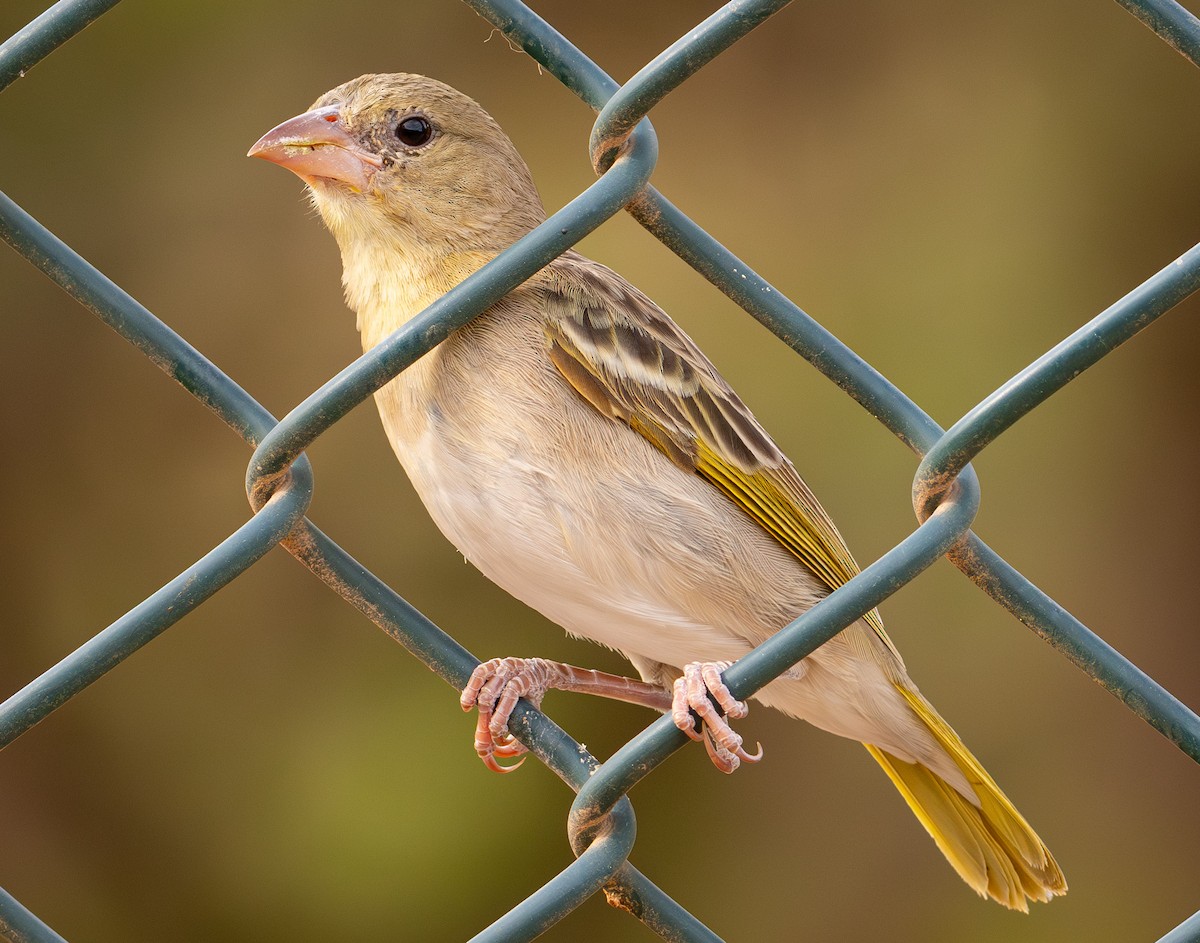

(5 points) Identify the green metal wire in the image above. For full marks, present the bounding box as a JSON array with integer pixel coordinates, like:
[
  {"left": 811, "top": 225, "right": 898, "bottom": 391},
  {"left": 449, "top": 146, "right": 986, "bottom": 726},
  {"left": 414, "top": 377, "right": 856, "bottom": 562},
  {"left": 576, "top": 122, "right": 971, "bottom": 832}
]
[
  {"left": 0, "top": 0, "right": 120, "bottom": 93},
  {"left": 0, "top": 886, "right": 68, "bottom": 943},
  {"left": 1158, "top": 909, "right": 1200, "bottom": 943},
  {"left": 1, "top": 0, "right": 1199, "bottom": 941}
]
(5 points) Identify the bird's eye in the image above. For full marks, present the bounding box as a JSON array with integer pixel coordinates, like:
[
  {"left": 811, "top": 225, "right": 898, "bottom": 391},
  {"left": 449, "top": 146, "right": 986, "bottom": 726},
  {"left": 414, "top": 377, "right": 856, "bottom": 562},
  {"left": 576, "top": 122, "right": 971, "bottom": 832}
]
[{"left": 395, "top": 115, "right": 434, "bottom": 148}]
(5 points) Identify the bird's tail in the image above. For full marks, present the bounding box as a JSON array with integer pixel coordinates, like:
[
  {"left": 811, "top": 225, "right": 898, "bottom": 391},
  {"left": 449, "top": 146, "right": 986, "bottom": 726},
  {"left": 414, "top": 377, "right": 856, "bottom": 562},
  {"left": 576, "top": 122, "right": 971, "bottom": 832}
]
[{"left": 866, "top": 684, "right": 1067, "bottom": 911}]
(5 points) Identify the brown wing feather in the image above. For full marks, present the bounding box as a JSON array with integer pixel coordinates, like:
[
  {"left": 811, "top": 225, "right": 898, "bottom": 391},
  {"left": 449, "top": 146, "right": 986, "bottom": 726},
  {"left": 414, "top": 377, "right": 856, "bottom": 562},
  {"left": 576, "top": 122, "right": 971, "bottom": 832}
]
[{"left": 540, "top": 252, "right": 894, "bottom": 654}]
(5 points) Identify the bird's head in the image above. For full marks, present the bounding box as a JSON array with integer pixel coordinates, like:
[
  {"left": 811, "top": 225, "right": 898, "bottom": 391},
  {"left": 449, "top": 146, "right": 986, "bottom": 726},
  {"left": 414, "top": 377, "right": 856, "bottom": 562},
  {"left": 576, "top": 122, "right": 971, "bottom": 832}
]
[{"left": 249, "top": 73, "right": 546, "bottom": 258}]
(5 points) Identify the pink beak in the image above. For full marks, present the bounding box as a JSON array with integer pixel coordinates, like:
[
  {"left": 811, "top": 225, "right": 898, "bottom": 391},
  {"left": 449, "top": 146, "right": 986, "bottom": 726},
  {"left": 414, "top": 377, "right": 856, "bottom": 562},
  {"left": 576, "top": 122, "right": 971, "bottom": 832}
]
[{"left": 248, "top": 105, "right": 382, "bottom": 192}]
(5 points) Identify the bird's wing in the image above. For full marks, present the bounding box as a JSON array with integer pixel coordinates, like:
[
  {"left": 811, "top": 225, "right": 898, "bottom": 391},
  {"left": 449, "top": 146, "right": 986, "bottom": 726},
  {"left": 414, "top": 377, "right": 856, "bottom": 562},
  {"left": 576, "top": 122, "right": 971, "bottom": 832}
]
[{"left": 541, "top": 253, "right": 896, "bottom": 659}]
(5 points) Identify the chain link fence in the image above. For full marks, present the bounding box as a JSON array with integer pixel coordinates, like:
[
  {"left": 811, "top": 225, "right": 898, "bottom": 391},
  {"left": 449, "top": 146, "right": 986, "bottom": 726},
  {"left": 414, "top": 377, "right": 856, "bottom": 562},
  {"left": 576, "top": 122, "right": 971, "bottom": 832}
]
[{"left": 2, "top": 0, "right": 1199, "bottom": 940}]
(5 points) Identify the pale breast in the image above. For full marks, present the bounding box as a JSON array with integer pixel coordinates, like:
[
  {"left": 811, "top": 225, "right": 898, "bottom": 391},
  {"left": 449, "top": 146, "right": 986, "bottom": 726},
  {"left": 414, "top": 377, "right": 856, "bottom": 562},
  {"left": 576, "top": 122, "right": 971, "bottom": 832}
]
[{"left": 369, "top": 309, "right": 822, "bottom": 673}]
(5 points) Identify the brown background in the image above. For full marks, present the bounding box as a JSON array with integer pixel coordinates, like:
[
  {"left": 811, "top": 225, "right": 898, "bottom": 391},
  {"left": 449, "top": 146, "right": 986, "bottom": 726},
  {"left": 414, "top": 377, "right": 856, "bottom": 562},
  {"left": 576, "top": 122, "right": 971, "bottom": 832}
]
[{"left": 2, "top": 1, "right": 1199, "bottom": 941}]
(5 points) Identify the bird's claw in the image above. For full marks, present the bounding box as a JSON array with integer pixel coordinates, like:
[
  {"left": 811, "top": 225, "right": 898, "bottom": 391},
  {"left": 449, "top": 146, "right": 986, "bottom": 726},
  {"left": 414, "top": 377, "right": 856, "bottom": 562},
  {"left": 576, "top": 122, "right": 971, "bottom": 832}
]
[
  {"left": 462, "top": 657, "right": 551, "bottom": 773},
  {"left": 471, "top": 707, "right": 527, "bottom": 772},
  {"left": 672, "top": 661, "right": 763, "bottom": 774}
]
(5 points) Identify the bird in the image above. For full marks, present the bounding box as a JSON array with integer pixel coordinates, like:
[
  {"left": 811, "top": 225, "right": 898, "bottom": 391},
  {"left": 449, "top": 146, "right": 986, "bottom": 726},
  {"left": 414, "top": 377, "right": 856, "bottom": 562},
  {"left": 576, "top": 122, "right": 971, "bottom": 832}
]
[{"left": 249, "top": 72, "right": 1066, "bottom": 910}]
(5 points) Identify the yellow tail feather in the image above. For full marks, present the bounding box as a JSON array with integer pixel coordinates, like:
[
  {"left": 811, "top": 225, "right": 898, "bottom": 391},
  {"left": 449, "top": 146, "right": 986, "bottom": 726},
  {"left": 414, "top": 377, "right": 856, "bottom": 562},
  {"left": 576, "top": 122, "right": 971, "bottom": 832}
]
[{"left": 865, "top": 687, "right": 1067, "bottom": 911}]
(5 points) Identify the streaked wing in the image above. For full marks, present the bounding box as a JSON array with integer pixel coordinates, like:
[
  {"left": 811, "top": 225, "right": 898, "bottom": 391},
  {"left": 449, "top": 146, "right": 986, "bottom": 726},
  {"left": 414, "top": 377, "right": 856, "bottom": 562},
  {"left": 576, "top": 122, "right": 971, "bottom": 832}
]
[{"left": 541, "top": 252, "right": 894, "bottom": 655}]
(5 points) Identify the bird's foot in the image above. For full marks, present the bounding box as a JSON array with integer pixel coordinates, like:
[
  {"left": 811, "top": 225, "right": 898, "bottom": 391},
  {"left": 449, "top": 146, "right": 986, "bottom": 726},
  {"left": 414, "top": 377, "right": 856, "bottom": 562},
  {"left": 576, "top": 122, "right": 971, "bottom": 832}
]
[
  {"left": 672, "top": 661, "right": 763, "bottom": 774},
  {"left": 460, "top": 657, "right": 556, "bottom": 773}
]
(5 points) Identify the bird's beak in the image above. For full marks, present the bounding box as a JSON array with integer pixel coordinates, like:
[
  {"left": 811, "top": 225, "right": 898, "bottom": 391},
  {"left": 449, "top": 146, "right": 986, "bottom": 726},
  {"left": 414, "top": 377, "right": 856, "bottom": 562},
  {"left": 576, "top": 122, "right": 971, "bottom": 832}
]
[{"left": 248, "top": 105, "right": 382, "bottom": 192}]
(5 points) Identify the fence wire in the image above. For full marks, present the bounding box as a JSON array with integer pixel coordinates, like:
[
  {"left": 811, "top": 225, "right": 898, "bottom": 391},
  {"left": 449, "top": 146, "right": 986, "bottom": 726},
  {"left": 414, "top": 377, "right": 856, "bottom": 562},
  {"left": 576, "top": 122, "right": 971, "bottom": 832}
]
[{"left": 1, "top": 0, "right": 1199, "bottom": 941}]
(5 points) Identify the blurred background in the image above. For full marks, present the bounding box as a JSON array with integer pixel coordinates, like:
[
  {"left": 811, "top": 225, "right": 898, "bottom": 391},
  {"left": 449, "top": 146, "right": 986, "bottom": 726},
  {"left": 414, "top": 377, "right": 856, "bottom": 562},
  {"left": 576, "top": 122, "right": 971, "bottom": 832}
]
[{"left": 2, "top": 0, "right": 1199, "bottom": 940}]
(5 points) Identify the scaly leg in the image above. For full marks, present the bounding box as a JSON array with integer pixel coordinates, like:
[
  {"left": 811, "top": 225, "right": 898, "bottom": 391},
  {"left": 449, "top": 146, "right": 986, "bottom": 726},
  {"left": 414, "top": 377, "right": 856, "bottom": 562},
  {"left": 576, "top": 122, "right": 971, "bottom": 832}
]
[
  {"left": 461, "top": 657, "right": 673, "bottom": 772},
  {"left": 672, "top": 661, "right": 763, "bottom": 774}
]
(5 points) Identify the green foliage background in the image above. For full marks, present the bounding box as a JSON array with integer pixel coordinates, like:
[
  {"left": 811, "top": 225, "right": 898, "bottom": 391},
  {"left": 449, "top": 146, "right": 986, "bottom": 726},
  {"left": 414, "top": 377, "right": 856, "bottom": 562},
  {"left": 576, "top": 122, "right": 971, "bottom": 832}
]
[{"left": 1, "top": 1, "right": 1198, "bottom": 941}]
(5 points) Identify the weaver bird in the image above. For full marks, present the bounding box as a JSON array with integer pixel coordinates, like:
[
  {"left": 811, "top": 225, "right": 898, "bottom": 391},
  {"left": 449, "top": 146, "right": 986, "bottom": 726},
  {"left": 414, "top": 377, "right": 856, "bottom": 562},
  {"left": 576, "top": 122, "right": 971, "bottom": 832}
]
[{"left": 250, "top": 72, "right": 1066, "bottom": 910}]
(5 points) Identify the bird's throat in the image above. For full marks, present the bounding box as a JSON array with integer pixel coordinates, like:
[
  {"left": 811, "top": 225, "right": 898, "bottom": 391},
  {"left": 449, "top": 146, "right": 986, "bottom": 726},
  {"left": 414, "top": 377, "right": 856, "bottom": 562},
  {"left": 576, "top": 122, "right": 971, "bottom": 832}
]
[{"left": 341, "top": 237, "right": 495, "bottom": 351}]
